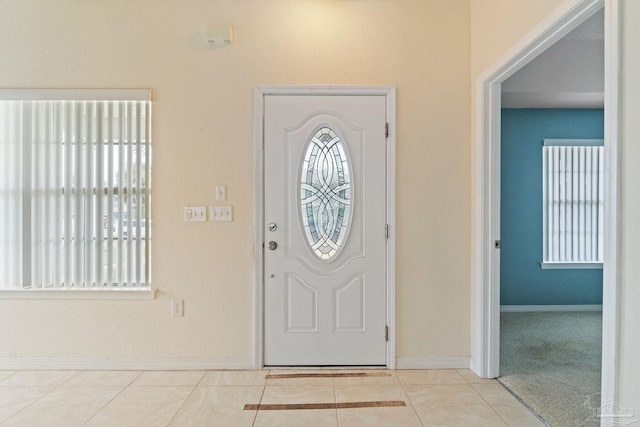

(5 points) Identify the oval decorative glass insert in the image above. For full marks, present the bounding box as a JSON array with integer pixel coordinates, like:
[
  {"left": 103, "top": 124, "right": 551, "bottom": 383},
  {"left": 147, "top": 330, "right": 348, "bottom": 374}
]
[{"left": 300, "top": 127, "right": 352, "bottom": 260}]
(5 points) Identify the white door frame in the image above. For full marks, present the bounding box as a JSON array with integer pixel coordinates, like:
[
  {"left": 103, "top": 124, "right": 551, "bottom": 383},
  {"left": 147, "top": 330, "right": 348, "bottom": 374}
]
[
  {"left": 471, "top": 0, "right": 620, "bottom": 410},
  {"left": 253, "top": 85, "right": 397, "bottom": 369}
]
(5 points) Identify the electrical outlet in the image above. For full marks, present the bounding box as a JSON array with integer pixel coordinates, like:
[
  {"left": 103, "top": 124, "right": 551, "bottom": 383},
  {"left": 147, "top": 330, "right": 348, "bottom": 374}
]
[{"left": 172, "top": 299, "right": 183, "bottom": 317}]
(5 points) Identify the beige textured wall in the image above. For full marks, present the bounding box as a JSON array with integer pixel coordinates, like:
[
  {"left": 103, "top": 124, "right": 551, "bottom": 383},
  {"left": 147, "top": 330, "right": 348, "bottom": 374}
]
[
  {"left": 470, "top": 0, "right": 566, "bottom": 78},
  {"left": 0, "top": 0, "right": 470, "bottom": 364},
  {"left": 618, "top": 0, "right": 640, "bottom": 414}
]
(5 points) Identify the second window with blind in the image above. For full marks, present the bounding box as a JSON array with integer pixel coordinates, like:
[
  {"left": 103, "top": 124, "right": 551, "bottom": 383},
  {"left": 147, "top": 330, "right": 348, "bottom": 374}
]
[
  {"left": 0, "top": 89, "right": 152, "bottom": 291},
  {"left": 541, "top": 139, "right": 603, "bottom": 269}
]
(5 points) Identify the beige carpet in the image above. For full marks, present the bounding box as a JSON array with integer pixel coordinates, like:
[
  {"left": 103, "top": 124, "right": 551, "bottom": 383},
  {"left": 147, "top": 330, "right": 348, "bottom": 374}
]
[{"left": 499, "top": 311, "right": 602, "bottom": 427}]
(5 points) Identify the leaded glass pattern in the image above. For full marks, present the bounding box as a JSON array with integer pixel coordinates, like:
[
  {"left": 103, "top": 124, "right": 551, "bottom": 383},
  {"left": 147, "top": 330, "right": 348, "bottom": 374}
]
[{"left": 300, "top": 127, "right": 352, "bottom": 260}]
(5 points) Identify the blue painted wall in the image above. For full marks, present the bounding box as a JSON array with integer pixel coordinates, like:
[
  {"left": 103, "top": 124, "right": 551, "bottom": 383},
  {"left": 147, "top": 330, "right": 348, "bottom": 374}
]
[{"left": 500, "top": 109, "right": 603, "bottom": 306}]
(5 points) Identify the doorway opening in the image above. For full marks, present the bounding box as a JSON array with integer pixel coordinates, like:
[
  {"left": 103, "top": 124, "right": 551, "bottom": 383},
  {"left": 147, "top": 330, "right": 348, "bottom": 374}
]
[{"left": 472, "top": 0, "right": 619, "bottom": 412}]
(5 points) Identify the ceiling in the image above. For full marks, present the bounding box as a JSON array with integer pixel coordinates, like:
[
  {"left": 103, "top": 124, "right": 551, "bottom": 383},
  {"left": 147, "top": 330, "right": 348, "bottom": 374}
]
[{"left": 501, "top": 9, "right": 604, "bottom": 109}]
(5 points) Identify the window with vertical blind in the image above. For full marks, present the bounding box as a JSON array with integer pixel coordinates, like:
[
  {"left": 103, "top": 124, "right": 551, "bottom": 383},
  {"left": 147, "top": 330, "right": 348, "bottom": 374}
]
[
  {"left": 0, "top": 89, "right": 152, "bottom": 295},
  {"left": 542, "top": 139, "right": 603, "bottom": 269}
]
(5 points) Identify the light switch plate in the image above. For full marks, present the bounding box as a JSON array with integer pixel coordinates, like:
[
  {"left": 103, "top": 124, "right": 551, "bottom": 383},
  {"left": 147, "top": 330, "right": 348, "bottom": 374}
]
[
  {"left": 184, "top": 206, "right": 207, "bottom": 222},
  {"left": 210, "top": 206, "right": 233, "bottom": 221},
  {"left": 215, "top": 185, "right": 226, "bottom": 201}
]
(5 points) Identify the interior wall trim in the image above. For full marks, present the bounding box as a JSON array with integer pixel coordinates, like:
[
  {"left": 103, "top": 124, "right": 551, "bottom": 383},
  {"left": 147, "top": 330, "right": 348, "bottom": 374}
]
[
  {"left": 0, "top": 358, "right": 255, "bottom": 371},
  {"left": 395, "top": 357, "right": 470, "bottom": 370}
]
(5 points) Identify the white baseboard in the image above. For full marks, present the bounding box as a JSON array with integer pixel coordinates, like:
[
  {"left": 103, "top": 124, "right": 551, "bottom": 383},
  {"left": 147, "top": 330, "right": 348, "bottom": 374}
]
[
  {"left": 395, "top": 357, "right": 470, "bottom": 370},
  {"left": 0, "top": 358, "right": 255, "bottom": 371},
  {"left": 2, "top": 356, "right": 475, "bottom": 371},
  {"left": 500, "top": 304, "right": 603, "bottom": 313}
]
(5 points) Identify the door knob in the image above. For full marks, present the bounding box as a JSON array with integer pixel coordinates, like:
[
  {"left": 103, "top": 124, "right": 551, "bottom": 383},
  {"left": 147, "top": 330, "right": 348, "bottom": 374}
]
[{"left": 268, "top": 241, "right": 278, "bottom": 251}]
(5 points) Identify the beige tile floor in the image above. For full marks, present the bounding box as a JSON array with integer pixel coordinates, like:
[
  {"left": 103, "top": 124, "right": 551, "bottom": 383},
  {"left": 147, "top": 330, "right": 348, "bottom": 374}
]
[{"left": 0, "top": 369, "right": 545, "bottom": 426}]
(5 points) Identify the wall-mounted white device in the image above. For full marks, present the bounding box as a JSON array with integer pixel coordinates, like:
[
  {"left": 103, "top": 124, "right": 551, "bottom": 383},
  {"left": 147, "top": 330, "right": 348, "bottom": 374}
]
[
  {"left": 210, "top": 206, "right": 233, "bottom": 222},
  {"left": 184, "top": 206, "right": 207, "bottom": 222},
  {"left": 207, "top": 26, "right": 234, "bottom": 45}
]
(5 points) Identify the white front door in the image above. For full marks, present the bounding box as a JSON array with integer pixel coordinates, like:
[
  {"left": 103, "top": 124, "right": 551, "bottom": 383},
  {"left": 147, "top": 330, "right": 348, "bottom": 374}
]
[{"left": 263, "top": 93, "right": 388, "bottom": 366}]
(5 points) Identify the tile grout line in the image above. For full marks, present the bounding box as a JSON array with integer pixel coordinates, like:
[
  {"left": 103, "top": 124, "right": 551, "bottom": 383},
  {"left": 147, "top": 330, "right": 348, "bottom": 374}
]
[
  {"left": 475, "top": 381, "right": 542, "bottom": 427},
  {"left": 164, "top": 371, "right": 206, "bottom": 427},
  {"left": 469, "top": 383, "right": 511, "bottom": 426},
  {"left": 164, "top": 385, "right": 199, "bottom": 426},
  {"left": 0, "top": 370, "right": 78, "bottom": 425},
  {"left": 81, "top": 371, "right": 147, "bottom": 427},
  {"left": 459, "top": 371, "right": 514, "bottom": 426},
  {"left": 251, "top": 370, "right": 269, "bottom": 427},
  {"left": 494, "top": 380, "right": 552, "bottom": 427},
  {"left": 396, "top": 371, "right": 426, "bottom": 427},
  {"left": 334, "top": 370, "right": 338, "bottom": 427},
  {"left": 60, "top": 370, "right": 82, "bottom": 386},
  {"left": 0, "top": 371, "right": 20, "bottom": 385},
  {"left": 333, "top": 371, "right": 339, "bottom": 427},
  {"left": 1, "top": 371, "right": 145, "bottom": 426}
]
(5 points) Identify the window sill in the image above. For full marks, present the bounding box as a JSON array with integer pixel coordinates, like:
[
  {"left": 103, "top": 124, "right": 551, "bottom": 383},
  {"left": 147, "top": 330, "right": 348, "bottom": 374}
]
[
  {"left": 540, "top": 262, "right": 603, "bottom": 270},
  {"left": 0, "top": 288, "right": 156, "bottom": 300}
]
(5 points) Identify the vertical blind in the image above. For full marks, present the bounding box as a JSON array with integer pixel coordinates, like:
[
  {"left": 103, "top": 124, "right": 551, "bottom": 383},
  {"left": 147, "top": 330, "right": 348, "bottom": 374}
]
[
  {"left": 542, "top": 140, "right": 603, "bottom": 265},
  {"left": 0, "top": 90, "right": 151, "bottom": 289}
]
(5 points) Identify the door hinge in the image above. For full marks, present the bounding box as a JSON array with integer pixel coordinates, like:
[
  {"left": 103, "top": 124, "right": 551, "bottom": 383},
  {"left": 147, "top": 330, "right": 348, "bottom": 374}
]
[
  {"left": 385, "top": 224, "right": 389, "bottom": 239},
  {"left": 385, "top": 325, "right": 389, "bottom": 341},
  {"left": 494, "top": 240, "right": 501, "bottom": 249},
  {"left": 385, "top": 122, "right": 389, "bottom": 138}
]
